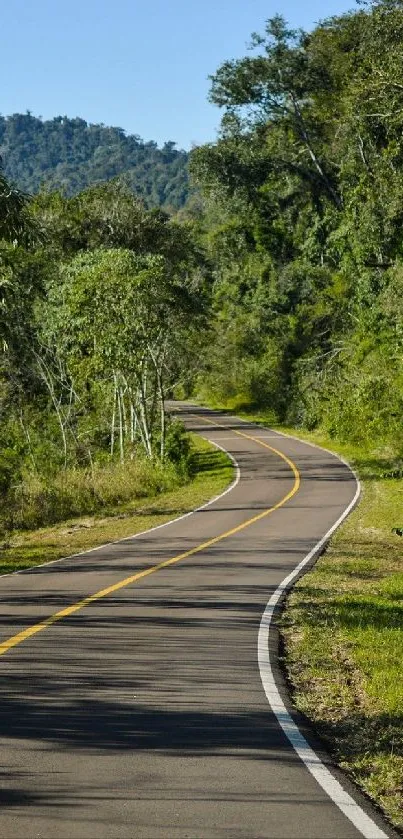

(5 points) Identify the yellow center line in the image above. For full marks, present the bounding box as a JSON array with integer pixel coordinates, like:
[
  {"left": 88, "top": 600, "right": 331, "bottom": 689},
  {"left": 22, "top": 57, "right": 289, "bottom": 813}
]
[{"left": 0, "top": 420, "right": 300, "bottom": 658}]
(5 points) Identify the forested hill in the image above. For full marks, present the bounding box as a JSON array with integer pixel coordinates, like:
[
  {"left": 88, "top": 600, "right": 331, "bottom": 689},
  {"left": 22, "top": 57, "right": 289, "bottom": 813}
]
[{"left": 0, "top": 113, "right": 189, "bottom": 209}]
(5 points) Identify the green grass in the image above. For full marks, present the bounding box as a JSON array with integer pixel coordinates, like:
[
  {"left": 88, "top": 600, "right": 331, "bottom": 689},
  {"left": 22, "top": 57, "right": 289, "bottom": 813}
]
[
  {"left": 230, "top": 409, "right": 403, "bottom": 830},
  {"left": 0, "top": 433, "right": 233, "bottom": 574},
  {"left": 3, "top": 450, "right": 184, "bottom": 534}
]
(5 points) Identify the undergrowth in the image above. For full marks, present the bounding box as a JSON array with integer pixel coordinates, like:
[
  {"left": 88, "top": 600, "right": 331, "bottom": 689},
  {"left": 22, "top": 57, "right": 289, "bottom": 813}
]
[{"left": 0, "top": 433, "right": 233, "bottom": 573}]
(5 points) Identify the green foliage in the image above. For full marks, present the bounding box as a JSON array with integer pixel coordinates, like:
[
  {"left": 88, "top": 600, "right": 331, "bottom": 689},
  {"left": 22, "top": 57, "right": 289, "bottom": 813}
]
[
  {"left": 0, "top": 434, "right": 233, "bottom": 574},
  {"left": 0, "top": 170, "right": 30, "bottom": 243},
  {"left": 1, "top": 457, "right": 182, "bottom": 534},
  {"left": 2, "top": 0, "right": 403, "bottom": 539},
  {"left": 164, "top": 419, "right": 191, "bottom": 472},
  {"left": 191, "top": 1, "right": 403, "bottom": 452},
  {"left": 0, "top": 113, "right": 190, "bottom": 210},
  {"left": 0, "top": 447, "right": 21, "bottom": 495},
  {"left": 0, "top": 160, "right": 208, "bottom": 536}
]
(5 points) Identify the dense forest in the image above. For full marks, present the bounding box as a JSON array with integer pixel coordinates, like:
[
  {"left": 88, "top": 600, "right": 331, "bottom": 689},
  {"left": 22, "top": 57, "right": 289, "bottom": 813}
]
[
  {"left": 1, "top": 0, "right": 403, "bottom": 536},
  {"left": 0, "top": 113, "right": 189, "bottom": 209},
  {"left": 190, "top": 0, "right": 403, "bottom": 455},
  {"left": 0, "top": 173, "right": 207, "bottom": 531}
]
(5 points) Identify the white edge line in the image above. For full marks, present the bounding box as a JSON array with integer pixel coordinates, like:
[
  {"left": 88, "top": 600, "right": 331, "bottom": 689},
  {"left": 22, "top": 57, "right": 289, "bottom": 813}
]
[
  {"left": 187, "top": 407, "right": 388, "bottom": 838},
  {"left": 248, "top": 425, "right": 388, "bottom": 838},
  {"left": 1, "top": 440, "right": 240, "bottom": 579}
]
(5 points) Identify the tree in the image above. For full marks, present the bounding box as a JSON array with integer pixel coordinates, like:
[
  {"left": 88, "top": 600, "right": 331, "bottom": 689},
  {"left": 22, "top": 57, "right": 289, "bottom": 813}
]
[
  {"left": 190, "top": 2, "right": 403, "bottom": 443},
  {"left": 46, "top": 248, "right": 206, "bottom": 462}
]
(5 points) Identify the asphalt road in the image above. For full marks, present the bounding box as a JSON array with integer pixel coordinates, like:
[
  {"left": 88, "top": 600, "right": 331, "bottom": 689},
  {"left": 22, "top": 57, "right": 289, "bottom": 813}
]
[{"left": 0, "top": 404, "right": 395, "bottom": 839}]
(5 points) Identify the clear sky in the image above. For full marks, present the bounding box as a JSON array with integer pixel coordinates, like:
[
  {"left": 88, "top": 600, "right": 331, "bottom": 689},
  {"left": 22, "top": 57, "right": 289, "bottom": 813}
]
[{"left": 2, "top": 0, "right": 355, "bottom": 150}]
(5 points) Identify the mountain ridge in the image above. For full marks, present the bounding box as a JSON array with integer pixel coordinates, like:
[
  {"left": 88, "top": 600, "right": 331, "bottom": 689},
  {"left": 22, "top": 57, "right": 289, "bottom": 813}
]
[{"left": 0, "top": 112, "right": 190, "bottom": 209}]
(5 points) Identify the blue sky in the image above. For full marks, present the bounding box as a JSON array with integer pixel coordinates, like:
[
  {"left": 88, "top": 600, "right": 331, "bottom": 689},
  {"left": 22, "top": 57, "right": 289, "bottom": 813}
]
[{"left": 2, "top": 0, "right": 355, "bottom": 150}]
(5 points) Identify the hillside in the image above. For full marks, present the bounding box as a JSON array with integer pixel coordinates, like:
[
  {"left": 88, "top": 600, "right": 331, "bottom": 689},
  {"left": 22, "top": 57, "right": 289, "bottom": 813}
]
[{"left": 0, "top": 113, "right": 189, "bottom": 209}]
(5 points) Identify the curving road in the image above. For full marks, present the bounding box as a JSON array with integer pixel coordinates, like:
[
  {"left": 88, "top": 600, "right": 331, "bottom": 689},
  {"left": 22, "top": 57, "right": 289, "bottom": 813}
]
[{"left": 0, "top": 404, "right": 395, "bottom": 838}]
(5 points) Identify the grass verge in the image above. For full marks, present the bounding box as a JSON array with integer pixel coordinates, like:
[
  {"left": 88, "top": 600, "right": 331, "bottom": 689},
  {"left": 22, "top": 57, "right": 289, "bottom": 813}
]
[
  {"left": 0, "top": 433, "right": 233, "bottom": 574},
  {"left": 233, "top": 409, "right": 403, "bottom": 831}
]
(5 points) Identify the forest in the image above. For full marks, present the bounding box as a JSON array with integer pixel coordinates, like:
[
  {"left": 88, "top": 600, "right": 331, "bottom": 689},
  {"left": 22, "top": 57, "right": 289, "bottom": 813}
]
[
  {"left": 0, "top": 113, "right": 189, "bottom": 209},
  {"left": 1, "top": 0, "right": 402, "bottom": 532},
  {"left": 0, "top": 174, "right": 209, "bottom": 532},
  {"left": 191, "top": 1, "right": 403, "bottom": 455}
]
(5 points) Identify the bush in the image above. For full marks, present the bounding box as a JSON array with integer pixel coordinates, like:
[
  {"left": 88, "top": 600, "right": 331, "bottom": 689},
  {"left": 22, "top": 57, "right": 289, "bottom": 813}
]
[
  {"left": 1, "top": 456, "right": 184, "bottom": 533},
  {"left": 164, "top": 419, "right": 191, "bottom": 474},
  {"left": 0, "top": 447, "right": 21, "bottom": 495}
]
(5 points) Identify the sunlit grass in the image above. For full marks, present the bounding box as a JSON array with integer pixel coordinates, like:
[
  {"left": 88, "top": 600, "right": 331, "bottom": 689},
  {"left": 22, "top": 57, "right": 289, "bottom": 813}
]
[
  {"left": 195, "top": 399, "right": 403, "bottom": 827},
  {"left": 236, "top": 413, "right": 403, "bottom": 829},
  {"left": 0, "top": 434, "right": 233, "bottom": 574}
]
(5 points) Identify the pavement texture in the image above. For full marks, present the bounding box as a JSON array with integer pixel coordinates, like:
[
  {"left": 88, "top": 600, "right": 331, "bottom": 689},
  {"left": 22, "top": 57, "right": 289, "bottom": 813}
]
[{"left": 0, "top": 404, "right": 395, "bottom": 838}]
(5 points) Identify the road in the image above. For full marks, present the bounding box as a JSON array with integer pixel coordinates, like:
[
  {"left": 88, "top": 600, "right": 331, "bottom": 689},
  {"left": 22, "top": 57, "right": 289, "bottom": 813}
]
[{"left": 0, "top": 404, "right": 395, "bottom": 839}]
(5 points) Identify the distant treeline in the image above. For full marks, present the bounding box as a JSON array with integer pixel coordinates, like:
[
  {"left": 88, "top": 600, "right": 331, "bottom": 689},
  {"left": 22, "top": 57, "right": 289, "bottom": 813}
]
[{"left": 0, "top": 113, "right": 189, "bottom": 209}]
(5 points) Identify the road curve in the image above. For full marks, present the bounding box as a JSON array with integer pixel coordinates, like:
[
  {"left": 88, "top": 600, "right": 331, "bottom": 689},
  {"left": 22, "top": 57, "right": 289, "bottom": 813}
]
[{"left": 0, "top": 404, "right": 395, "bottom": 839}]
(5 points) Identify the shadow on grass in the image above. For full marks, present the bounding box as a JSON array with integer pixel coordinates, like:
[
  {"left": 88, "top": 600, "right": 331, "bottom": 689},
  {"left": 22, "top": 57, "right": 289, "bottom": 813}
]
[
  {"left": 188, "top": 447, "right": 230, "bottom": 477},
  {"left": 291, "top": 586, "right": 403, "bottom": 630},
  {"left": 315, "top": 710, "right": 403, "bottom": 763},
  {"left": 348, "top": 456, "right": 403, "bottom": 482}
]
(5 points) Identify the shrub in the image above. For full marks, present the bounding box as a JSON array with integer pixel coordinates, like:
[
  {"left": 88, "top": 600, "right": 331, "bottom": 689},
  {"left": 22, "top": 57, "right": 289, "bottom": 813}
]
[{"left": 1, "top": 456, "right": 184, "bottom": 533}]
